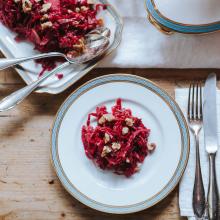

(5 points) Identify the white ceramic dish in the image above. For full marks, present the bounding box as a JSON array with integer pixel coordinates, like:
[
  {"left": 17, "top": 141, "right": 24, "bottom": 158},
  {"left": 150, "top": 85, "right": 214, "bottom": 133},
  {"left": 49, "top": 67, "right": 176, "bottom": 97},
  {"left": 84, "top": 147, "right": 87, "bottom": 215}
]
[
  {"left": 51, "top": 74, "right": 190, "bottom": 214},
  {"left": 0, "top": 0, "right": 123, "bottom": 94},
  {"left": 146, "top": 0, "right": 220, "bottom": 34},
  {"left": 154, "top": 0, "right": 220, "bottom": 25}
]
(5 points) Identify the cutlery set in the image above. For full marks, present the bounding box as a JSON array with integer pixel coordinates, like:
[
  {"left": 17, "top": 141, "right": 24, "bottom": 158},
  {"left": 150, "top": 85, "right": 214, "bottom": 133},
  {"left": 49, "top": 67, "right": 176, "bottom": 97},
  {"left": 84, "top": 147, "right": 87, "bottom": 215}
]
[{"left": 188, "top": 73, "right": 219, "bottom": 220}]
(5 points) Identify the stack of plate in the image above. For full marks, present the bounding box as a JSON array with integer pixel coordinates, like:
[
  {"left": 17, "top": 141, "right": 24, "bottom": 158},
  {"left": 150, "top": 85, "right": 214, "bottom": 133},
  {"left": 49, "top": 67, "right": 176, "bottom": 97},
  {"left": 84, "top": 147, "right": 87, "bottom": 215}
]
[{"left": 145, "top": 0, "right": 220, "bottom": 34}]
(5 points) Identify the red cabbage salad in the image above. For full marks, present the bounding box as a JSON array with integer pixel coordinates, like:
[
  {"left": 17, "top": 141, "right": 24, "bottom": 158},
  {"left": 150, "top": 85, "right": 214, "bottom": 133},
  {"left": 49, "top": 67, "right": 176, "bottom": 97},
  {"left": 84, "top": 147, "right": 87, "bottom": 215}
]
[
  {"left": 0, "top": 0, "right": 106, "bottom": 74},
  {"left": 82, "top": 99, "right": 156, "bottom": 177}
]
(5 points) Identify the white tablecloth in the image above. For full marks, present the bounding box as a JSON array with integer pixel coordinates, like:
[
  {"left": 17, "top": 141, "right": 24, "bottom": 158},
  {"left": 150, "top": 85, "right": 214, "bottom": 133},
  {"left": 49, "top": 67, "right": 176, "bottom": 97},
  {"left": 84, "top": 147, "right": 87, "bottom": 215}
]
[{"left": 99, "top": 0, "right": 220, "bottom": 68}]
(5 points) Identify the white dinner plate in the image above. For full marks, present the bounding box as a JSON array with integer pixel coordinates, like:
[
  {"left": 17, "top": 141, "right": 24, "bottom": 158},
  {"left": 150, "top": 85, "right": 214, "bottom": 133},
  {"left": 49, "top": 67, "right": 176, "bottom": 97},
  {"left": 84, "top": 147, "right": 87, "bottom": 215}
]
[
  {"left": 0, "top": 0, "right": 123, "bottom": 94},
  {"left": 51, "top": 74, "right": 190, "bottom": 214}
]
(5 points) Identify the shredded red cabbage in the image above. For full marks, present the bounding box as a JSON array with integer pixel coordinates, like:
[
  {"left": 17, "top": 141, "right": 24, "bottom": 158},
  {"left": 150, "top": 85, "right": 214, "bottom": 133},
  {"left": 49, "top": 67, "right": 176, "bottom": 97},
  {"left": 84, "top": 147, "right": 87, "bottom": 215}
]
[
  {"left": 82, "top": 99, "right": 156, "bottom": 177},
  {"left": 0, "top": 0, "right": 105, "bottom": 74}
]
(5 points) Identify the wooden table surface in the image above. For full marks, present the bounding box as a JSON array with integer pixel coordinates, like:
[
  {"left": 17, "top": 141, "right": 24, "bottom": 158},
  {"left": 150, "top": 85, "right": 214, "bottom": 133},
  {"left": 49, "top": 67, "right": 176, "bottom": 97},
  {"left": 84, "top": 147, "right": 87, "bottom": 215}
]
[{"left": 1, "top": 63, "right": 219, "bottom": 220}]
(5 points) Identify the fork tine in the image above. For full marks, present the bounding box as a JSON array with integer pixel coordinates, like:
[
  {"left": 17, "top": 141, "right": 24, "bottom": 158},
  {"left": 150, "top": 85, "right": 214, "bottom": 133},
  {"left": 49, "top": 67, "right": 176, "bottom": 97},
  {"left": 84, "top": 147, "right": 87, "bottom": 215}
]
[
  {"left": 192, "top": 84, "right": 195, "bottom": 120},
  {"left": 188, "top": 84, "right": 192, "bottom": 120},
  {"left": 196, "top": 83, "right": 199, "bottom": 119},
  {"left": 200, "top": 83, "right": 203, "bottom": 120}
]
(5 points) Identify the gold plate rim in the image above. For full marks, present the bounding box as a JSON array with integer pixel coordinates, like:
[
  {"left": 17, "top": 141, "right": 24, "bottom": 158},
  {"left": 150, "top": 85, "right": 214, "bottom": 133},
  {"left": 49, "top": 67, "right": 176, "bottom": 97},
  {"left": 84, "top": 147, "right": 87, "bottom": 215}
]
[{"left": 50, "top": 73, "right": 190, "bottom": 213}]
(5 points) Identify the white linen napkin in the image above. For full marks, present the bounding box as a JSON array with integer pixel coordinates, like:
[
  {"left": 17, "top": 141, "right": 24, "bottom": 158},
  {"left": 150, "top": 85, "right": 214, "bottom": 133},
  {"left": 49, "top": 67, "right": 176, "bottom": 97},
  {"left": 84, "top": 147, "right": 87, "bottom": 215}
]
[
  {"left": 99, "top": 0, "right": 220, "bottom": 68},
  {"left": 176, "top": 88, "right": 220, "bottom": 220}
]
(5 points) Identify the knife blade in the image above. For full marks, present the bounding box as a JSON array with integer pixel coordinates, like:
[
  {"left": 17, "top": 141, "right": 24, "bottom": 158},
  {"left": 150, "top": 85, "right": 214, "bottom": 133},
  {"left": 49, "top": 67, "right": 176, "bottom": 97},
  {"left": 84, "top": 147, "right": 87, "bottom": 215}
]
[
  {"left": 204, "top": 73, "right": 218, "bottom": 153},
  {"left": 204, "top": 72, "right": 219, "bottom": 220}
]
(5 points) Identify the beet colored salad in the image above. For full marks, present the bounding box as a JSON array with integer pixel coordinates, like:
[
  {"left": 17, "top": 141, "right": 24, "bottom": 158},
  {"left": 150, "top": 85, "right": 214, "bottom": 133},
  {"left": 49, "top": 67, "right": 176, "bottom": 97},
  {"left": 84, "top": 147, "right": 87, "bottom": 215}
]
[
  {"left": 0, "top": 0, "right": 105, "bottom": 73},
  {"left": 82, "top": 99, "right": 156, "bottom": 177}
]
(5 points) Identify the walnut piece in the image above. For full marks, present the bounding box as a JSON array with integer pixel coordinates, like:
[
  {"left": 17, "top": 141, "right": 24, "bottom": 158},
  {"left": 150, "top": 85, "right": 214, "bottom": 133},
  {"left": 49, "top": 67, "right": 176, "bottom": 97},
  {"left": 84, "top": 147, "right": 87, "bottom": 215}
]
[
  {"left": 98, "top": 116, "right": 106, "bottom": 125},
  {"left": 41, "top": 14, "right": 49, "bottom": 21},
  {"left": 104, "top": 114, "right": 115, "bottom": 122},
  {"left": 125, "top": 118, "right": 134, "bottom": 127},
  {"left": 147, "top": 143, "right": 156, "bottom": 152},
  {"left": 98, "top": 114, "right": 115, "bottom": 125},
  {"left": 122, "top": 127, "right": 129, "bottom": 135},
  {"left": 22, "top": 0, "right": 32, "bottom": 13},
  {"left": 72, "top": 39, "right": 85, "bottom": 53},
  {"left": 101, "top": 146, "right": 112, "bottom": 157},
  {"left": 112, "top": 142, "right": 121, "bottom": 151},
  {"left": 41, "top": 3, "right": 52, "bottom": 13},
  {"left": 81, "top": 6, "right": 88, "bottom": 11},
  {"left": 75, "top": 7, "right": 80, "bottom": 12},
  {"left": 104, "top": 133, "right": 110, "bottom": 144},
  {"left": 41, "top": 21, "right": 53, "bottom": 30},
  {"left": 126, "top": 158, "right": 130, "bottom": 163},
  {"left": 134, "top": 163, "right": 142, "bottom": 172}
]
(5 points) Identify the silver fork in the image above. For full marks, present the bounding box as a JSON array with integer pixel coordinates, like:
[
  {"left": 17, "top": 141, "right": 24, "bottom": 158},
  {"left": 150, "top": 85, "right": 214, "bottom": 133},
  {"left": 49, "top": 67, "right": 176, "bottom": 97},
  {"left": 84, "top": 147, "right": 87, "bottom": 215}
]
[{"left": 188, "top": 83, "right": 206, "bottom": 219}]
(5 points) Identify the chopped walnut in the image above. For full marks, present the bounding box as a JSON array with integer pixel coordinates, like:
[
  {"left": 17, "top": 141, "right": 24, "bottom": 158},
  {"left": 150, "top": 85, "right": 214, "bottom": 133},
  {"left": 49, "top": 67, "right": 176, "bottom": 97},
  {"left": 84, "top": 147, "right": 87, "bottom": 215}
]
[
  {"left": 14, "top": 0, "right": 21, "bottom": 3},
  {"left": 41, "top": 21, "right": 52, "bottom": 30},
  {"left": 101, "top": 146, "right": 112, "bottom": 157},
  {"left": 41, "top": 14, "right": 49, "bottom": 21},
  {"left": 35, "top": 0, "right": 41, "bottom": 2},
  {"left": 126, "top": 158, "right": 130, "bottom": 163},
  {"left": 75, "top": 7, "right": 80, "bottom": 12},
  {"left": 78, "top": 38, "right": 84, "bottom": 44},
  {"left": 98, "top": 116, "right": 106, "bottom": 125},
  {"left": 135, "top": 163, "right": 142, "bottom": 172},
  {"left": 81, "top": 6, "right": 88, "bottom": 11},
  {"left": 122, "top": 127, "right": 129, "bottom": 135},
  {"left": 125, "top": 118, "right": 134, "bottom": 127},
  {"left": 112, "top": 142, "right": 121, "bottom": 151},
  {"left": 22, "top": 0, "right": 32, "bottom": 13},
  {"left": 104, "top": 133, "right": 110, "bottom": 144},
  {"left": 67, "top": 9, "right": 73, "bottom": 13},
  {"left": 104, "top": 114, "right": 115, "bottom": 122},
  {"left": 147, "top": 143, "right": 156, "bottom": 152},
  {"left": 72, "top": 40, "right": 85, "bottom": 53},
  {"left": 98, "top": 114, "right": 115, "bottom": 124},
  {"left": 72, "top": 44, "right": 84, "bottom": 50},
  {"left": 40, "top": 3, "right": 52, "bottom": 13}
]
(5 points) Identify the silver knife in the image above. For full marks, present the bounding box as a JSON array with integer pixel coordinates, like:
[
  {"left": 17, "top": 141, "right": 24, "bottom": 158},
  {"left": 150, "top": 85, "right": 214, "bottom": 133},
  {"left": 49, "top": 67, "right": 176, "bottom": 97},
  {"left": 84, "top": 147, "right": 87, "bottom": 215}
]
[{"left": 204, "top": 73, "right": 219, "bottom": 220}]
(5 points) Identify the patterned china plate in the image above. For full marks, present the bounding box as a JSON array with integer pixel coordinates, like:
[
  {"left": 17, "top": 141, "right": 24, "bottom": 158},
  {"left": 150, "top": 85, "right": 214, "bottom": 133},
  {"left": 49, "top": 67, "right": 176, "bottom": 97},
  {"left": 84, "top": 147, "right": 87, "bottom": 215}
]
[{"left": 51, "top": 74, "right": 190, "bottom": 214}]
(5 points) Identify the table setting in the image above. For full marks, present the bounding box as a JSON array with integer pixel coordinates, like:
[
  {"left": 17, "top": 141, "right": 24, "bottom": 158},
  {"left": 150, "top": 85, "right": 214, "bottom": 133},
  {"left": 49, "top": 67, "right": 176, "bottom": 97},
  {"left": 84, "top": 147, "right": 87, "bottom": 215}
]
[{"left": 0, "top": 0, "right": 220, "bottom": 220}]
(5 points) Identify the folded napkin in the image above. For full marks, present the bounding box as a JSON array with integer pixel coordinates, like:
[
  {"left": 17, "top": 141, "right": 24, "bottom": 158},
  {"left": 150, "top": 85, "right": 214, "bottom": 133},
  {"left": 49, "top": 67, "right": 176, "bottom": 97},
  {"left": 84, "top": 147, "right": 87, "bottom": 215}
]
[
  {"left": 176, "top": 88, "right": 220, "bottom": 220},
  {"left": 99, "top": 0, "right": 220, "bottom": 68}
]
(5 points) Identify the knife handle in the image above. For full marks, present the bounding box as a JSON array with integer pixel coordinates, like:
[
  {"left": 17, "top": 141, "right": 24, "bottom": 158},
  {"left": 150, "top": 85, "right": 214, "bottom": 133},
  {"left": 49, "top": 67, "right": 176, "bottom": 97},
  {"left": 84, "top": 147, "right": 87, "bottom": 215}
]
[
  {"left": 193, "top": 134, "right": 206, "bottom": 218},
  {"left": 208, "top": 153, "right": 219, "bottom": 220}
]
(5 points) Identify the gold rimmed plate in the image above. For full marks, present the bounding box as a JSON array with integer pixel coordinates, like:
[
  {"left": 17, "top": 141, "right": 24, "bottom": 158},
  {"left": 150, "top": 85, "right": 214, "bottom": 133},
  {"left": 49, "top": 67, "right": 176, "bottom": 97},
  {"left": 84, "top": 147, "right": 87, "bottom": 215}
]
[
  {"left": 51, "top": 74, "right": 190, "bottom": 214},
  {"left": 146, "top": 0, "right": 220, "bottom": 34}
]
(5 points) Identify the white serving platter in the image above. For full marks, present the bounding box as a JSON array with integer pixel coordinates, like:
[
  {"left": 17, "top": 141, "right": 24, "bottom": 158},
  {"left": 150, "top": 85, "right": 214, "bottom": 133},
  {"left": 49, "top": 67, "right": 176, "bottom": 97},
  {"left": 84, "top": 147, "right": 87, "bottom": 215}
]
[{"left": 0, "top": 0, "right": 123, "bottom": 94}]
